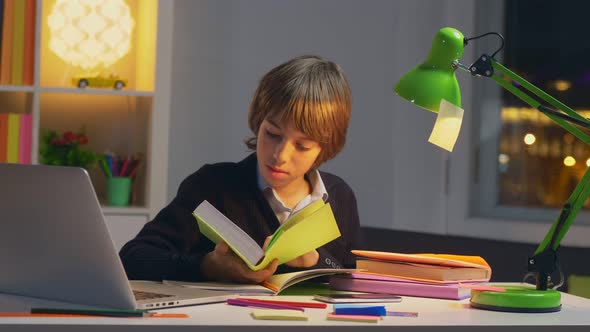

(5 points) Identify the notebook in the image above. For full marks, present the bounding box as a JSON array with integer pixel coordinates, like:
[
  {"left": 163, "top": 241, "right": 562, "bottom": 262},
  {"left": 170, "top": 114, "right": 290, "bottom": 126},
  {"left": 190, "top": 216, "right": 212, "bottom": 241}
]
[{"left": 0, "top": 163, "right": 236, "bottom": 310}]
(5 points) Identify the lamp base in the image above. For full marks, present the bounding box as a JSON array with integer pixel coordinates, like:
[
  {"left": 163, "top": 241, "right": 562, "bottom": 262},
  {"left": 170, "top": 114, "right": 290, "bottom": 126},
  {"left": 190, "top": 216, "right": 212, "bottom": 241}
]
[{"left": 470, "top": 285, "right": 561, "bottom": 313}]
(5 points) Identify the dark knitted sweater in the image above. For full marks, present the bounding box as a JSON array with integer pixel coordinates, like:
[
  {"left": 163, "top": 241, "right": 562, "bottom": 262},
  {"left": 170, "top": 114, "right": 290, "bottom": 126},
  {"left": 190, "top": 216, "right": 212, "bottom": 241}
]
[{"left": 119, "top": 153, "right": 361, "bottom": 281}]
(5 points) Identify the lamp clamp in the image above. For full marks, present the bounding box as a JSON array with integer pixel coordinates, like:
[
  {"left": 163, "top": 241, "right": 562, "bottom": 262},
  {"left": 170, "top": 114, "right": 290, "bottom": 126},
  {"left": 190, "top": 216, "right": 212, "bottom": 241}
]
[
  {"left": 528, "top": 249, "right": 558, "bottom": 274},
  {"left": 468, "top": 54, "right": 494, "bottom": 77},
  {"left": 528, "top": 250, "right": 559, "bottom": 290}
]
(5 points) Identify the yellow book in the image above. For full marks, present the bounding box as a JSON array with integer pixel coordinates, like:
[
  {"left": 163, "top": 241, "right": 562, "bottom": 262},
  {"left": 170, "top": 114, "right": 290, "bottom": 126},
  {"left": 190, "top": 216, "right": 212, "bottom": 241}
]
[
  {"left": 11, "top": 0, "right": 25, "bottom": 85},
  {"left": 6, "top": 113, "right": 20, "bottom": 163},
  {"left": 193, "top": 199, "right": 340, "bottom": 271}
]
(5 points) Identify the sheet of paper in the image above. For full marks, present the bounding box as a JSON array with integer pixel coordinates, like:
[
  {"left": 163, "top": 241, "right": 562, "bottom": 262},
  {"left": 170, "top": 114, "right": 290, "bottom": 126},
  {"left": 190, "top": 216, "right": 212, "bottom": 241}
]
[{"left": 163, "top": 280, "right": 274, "bottom": 295}]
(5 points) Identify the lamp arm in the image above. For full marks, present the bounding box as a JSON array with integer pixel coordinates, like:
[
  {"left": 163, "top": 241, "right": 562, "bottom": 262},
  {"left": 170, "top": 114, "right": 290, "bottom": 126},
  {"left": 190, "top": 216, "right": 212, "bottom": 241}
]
[
  {"left": 488, "top": 60, "right": 590, "bottom": 145},
  {"left": 470, "top": 55, "right": 590, "bottom": 290}
]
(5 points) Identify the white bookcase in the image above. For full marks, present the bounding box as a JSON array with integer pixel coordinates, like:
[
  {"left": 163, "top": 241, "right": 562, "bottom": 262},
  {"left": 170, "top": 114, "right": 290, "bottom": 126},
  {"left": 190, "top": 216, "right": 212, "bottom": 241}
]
[{"left": 0, "top": 0, "right": 173, "bottom": 248}]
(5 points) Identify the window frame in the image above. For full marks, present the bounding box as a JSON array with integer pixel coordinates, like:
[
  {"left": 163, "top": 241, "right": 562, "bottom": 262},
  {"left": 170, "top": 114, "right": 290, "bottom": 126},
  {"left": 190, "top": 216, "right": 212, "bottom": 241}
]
[{"left": 446, "top": 0, "right": 590, "bottom": 247}]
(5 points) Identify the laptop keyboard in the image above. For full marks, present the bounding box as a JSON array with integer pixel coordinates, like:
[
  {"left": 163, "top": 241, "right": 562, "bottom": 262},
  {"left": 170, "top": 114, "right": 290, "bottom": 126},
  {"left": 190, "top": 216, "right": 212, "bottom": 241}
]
[{"left": 133, "top": 290, "right": 174, "bottom": 301}]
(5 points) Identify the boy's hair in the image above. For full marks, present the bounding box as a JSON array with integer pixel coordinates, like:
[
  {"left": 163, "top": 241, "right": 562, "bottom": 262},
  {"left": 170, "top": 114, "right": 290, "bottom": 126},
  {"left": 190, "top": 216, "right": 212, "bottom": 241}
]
[{"left": 245, "top": 55, "right": 352, "bottom": 169}]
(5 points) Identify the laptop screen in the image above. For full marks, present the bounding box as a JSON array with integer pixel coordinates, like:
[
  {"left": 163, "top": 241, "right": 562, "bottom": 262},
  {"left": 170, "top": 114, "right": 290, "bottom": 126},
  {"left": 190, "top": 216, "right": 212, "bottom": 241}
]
[{"left": 0, "top": 164, "right": 136, "bottom": 309}]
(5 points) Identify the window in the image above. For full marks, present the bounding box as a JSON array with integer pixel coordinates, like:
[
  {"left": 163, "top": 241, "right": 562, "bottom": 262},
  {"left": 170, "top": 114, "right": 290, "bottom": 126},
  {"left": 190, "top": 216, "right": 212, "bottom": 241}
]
[{"left": 473, "top": 0, "right": 590, "bottom": 222}]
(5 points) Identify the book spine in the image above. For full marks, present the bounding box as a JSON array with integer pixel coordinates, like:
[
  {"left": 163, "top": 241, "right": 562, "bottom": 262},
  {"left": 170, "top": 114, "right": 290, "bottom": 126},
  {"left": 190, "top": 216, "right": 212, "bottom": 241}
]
[
  {"left": 18, "top": 113, "right": 31, "bottom": 164},
  {"left": 0, "top": 0, "right": 13, "bottom": 85},
  {"left": 24, "top": 112, "right": 31, "bottom": 164},
  {"left": 0, "top": 113, "right": 7, "bottom": 162},
  {"left": 11, "top": 0, "right": 24, "bottom": 85},
  {"left": 356, "top": 259, "right": 444, "bottom": 281},
  {"left": 22, "top": 0, "right": 34, "bottom": 86},
  {"left": 329, "top": 277, "right": 469, "bottom": 300},
  {"left": 0, "top": 0, "right": 4, "bottom": 72},
  {"left": 6, "top": 113, "right": 20, "bottom": 163}
]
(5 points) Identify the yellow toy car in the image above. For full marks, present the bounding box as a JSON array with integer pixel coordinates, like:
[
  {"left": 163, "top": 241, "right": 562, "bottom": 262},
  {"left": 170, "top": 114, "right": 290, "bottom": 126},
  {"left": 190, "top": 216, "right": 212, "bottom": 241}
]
[{"left": 72, "top": 75, "right": 128, "bottom": 90}]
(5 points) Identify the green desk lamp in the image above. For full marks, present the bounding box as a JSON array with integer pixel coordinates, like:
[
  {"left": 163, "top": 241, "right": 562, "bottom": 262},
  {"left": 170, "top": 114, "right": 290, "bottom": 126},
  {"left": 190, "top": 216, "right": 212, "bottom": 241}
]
[{"left": 395, "top": 27, "right": 590, "bottom": 313}]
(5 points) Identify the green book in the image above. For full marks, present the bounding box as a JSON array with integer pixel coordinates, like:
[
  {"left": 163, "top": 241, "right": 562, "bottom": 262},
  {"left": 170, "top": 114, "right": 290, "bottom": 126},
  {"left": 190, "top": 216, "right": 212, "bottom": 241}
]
[{"left": 193, "top": 199, "right": 341, "bottom": 271}]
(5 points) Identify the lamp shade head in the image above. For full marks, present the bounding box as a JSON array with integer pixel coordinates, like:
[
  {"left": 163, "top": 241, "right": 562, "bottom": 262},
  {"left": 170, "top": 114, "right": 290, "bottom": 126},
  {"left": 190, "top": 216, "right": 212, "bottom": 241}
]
[{"left": 394, "top": 27, "right": 465, "bottom": 113}]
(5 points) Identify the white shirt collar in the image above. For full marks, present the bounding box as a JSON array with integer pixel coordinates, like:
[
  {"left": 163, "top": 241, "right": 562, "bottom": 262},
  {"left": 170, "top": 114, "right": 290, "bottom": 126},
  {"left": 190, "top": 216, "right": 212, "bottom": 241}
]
[{"left": 257, "top": 167, "right": 328, "bottom": 223}]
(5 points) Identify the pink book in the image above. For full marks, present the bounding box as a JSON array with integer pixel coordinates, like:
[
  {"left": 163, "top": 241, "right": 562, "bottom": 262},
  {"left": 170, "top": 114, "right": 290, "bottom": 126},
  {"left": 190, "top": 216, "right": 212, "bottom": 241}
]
[
  {"left": 329, "top": 274, "right": 471, "bottom": 300},
  {"left": 18, "top": 113, "right": 31, "bottom": 164}
]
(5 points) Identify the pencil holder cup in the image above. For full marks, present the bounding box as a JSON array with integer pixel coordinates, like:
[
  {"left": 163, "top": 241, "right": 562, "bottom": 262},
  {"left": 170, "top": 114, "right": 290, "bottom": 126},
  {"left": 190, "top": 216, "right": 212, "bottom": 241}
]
[{"left": 106, "top": 177, "right": 132, "bottom": 206}]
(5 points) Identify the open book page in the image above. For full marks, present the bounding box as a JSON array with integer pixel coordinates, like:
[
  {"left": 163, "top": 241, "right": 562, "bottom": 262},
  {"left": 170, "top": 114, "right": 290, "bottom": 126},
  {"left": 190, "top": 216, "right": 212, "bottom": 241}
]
[
  {"left": 261, "top": 268, "right": 359, "bottom": 294},
  {"left": 277, "top": 199, "right": 325, "bottom": 232},
  {"left": 194, "top": 200, "right": 264, "bottom": 267},
  {"left": 162, "top": 280, "right": 274, "bottom": 295},
  {"left": 265, "top": 199, "right": 325, "bottom": 250},
  {"left": 256, "top": 203, "right": 341, "bottom": 270},
  {"left": 194, "top": 200, "right": 342, "bottom": 271}
]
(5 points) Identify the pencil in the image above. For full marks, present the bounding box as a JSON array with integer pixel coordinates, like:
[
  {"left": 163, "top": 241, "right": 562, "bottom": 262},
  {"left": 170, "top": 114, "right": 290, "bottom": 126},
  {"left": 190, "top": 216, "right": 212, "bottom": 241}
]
[
  {"left": 238, "top": 298, "right": 327, "bottom": 309},
  {"left": 226, "top": 298, "right": 304, "bottom": 311}
]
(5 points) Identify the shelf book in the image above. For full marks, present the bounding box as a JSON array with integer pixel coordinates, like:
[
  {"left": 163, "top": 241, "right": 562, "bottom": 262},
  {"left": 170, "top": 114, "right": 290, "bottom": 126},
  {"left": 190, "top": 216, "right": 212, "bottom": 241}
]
[
  {"left": 352, "top": 250, "right": 492, "bottom": 282},
  {"left": 0, "top": 0, "right": 36, "bottom": 86},
  {"left": 193, "top": 198, "right": 341, "bottom": 271},
  {"left": 0, "top": 112, "right": 32, "bottom": 163}
]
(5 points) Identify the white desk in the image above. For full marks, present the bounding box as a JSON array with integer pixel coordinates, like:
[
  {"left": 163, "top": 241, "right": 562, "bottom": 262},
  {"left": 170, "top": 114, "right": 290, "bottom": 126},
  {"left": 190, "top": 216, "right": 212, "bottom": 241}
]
[{"left": 1, "top": 283, "right": 589, "bottom": 331}]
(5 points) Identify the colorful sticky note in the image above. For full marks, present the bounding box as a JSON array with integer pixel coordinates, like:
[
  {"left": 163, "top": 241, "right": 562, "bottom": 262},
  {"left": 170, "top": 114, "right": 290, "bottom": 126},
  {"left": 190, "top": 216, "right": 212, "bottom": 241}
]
[
  {"left": 250, "top": 309, "right": 308, "bottom": 321},
  {"left": 386, "top": 311, "right": 419, "bottom": 317},
  {"left": 333, "top": 304, "right": 386, "bottom": 316},
  {"left": 327, "top": 313, "right": 380, "bottom": 323}
]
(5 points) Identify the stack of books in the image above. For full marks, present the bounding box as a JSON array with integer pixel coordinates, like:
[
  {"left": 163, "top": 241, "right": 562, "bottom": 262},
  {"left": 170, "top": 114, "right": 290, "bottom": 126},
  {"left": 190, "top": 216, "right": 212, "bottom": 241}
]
[
  {"left": 0, "top": 113, "right": 32, "bottom": 164},
  {"left": 329, "top": 250, "right": 492, "bottom": 300}
]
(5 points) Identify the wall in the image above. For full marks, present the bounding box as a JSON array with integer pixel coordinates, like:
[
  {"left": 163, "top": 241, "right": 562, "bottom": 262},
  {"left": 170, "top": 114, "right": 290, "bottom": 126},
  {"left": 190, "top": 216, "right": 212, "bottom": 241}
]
[{"left": 166, "top": 0, "right": 477, "bottom": 233}]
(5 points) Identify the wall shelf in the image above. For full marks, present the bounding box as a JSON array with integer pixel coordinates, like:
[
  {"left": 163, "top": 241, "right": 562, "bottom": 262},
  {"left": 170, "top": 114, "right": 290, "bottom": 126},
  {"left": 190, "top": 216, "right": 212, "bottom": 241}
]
[{"left": 38, "top": 87, "right": 154, "bottom": 97}]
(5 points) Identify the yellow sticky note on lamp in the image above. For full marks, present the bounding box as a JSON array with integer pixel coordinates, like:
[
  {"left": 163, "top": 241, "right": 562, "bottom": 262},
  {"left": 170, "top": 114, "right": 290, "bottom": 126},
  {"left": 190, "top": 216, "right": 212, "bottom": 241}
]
[{"left": 428, "top": 99, "right": 464, "bottom": 152}]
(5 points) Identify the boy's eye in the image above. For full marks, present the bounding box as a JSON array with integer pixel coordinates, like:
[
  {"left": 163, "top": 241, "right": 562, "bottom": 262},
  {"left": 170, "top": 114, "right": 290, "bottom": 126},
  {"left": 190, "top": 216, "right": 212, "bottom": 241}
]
[
  {"left": 296, "top": 143, "right": 311, "bottom": 151},
  {"left": 265, "top": 130, "right": 281, "bottom": 139}
]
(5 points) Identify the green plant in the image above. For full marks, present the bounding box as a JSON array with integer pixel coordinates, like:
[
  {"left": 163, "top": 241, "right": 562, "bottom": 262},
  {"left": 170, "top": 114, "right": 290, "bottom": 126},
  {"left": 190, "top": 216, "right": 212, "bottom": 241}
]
[{"left": 39, "top": 129, "right": 98, "bottom": 169}]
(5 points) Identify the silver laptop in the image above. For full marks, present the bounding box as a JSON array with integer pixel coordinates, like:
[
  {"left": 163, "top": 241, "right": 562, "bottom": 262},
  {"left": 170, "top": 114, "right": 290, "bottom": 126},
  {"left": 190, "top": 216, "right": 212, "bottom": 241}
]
[{"left": 0, "top": 163, "right": 236, "bottom": 310}]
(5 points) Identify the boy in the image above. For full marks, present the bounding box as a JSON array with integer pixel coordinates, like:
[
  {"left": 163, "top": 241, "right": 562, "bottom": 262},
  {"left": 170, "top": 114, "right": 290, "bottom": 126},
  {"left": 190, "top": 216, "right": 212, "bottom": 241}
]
[{"left": 120, "top": 55, "right": 361, "bottom": 283}]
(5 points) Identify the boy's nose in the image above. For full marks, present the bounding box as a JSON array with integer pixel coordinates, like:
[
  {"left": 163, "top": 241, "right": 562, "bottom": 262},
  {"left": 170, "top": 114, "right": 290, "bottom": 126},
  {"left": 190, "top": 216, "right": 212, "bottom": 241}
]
[{"left": 273, "top": 141, "right": 292, "bottom": 165}]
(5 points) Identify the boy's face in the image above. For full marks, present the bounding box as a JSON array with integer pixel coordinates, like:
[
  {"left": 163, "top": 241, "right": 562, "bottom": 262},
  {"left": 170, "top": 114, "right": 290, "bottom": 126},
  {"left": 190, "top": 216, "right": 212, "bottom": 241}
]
[{"left": 256, "top": 116, "right": 321, "bottom": 191}]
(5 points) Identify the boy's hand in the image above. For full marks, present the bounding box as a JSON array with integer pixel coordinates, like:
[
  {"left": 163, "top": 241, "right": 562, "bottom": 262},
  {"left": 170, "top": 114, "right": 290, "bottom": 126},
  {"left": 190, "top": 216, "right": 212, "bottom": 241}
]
[
  {"left": 201, "top": 241, "right": 278, "bottom": 283},
  {"left": 285, "top": 249, "right": 319, "bottom": 268},
  {"left": 262, "top": 236, "right": 319, "bottom": 268}
]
